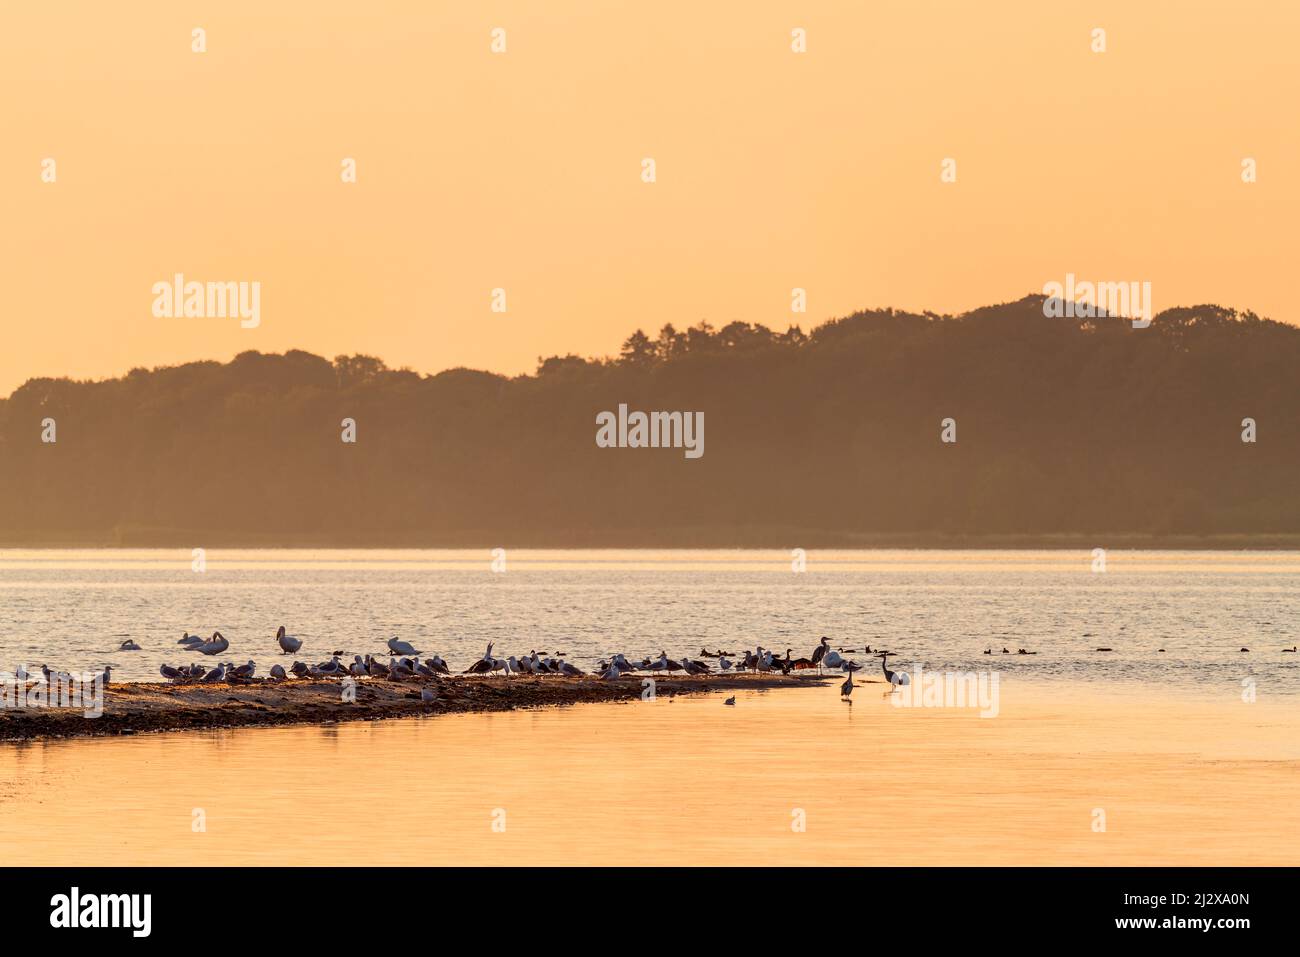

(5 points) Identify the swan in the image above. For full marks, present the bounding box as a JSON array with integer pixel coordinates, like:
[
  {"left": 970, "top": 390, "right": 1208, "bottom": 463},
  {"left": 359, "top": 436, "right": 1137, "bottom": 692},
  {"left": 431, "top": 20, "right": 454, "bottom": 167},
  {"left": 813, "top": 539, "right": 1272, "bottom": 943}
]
[
  {"left": 387, "top": 637, "right": 418, "bottom": 656},
  {"left": 276, "top": 626, "right": 302, "bottom": 654},
  {"left": 119, "top": 640, "right": 141, "bottom": 652},
  {"left": 197, "top": 632, "right": 229, "bottom": 656}
]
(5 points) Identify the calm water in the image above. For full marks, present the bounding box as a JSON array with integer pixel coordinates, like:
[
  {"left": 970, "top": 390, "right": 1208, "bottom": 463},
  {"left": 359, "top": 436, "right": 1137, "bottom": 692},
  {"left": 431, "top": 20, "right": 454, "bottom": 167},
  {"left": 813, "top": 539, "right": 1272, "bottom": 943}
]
[
  {"left": 2, "top": 684, "right": 1297, "bottom": 865},
  {"left": 0, "top": 549, "right": 1298, "bottom": 691}
]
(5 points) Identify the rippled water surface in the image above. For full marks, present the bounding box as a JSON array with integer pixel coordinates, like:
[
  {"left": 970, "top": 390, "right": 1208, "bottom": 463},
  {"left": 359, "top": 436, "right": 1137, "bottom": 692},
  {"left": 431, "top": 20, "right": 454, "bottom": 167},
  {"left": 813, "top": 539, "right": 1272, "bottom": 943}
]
[{"left": 1, "top": 549, "right": 1298, "bottom": 691}]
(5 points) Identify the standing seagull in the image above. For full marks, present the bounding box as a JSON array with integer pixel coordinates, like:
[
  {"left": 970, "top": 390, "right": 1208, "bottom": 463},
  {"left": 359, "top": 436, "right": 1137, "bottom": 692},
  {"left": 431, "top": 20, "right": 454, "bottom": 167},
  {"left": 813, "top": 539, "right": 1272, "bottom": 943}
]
[
  {"left": 276, "top": 626, "right": 302, "bottom": 654},
  {"left": 201, "top": 663, "right": 226, "bottom": 683}
]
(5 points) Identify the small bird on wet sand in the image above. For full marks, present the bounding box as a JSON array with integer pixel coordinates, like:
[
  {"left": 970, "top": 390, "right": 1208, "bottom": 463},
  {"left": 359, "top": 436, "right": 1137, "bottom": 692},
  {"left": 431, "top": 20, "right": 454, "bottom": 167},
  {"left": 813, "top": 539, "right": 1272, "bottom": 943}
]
[
  {"left": 269, "top": 664, "right": 287, "bottom": 680},
  {"left": 201, "top": 663, "right": 226, "bottom": 683},
  {"left": 421, "top": 687, "right": 436, "bottom": 703},
  {"left": 723, "top": 696, "right": 736, "bottom": 706}
]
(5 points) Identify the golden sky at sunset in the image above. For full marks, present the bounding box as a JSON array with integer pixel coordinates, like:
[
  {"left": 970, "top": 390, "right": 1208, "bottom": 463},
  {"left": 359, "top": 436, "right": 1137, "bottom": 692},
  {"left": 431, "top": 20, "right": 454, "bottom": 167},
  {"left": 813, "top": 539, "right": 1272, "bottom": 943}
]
[{"left": 3, "top": 0, "right": 1296, "bottom": 394}]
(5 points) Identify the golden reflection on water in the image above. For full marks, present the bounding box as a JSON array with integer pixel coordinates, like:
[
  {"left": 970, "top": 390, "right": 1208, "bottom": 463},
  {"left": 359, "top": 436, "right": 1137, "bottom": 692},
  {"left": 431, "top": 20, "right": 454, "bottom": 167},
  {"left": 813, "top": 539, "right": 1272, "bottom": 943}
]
[{"left": 1, "top": 681, "right": 1296, "bottom": 866}]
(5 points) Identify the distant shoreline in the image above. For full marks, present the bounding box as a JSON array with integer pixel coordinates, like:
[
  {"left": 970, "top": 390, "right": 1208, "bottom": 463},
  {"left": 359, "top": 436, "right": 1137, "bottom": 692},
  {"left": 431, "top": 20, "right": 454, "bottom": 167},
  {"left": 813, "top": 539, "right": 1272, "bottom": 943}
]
[{"left": 4, "top": 531, "right": 1300, "bottom": 550}]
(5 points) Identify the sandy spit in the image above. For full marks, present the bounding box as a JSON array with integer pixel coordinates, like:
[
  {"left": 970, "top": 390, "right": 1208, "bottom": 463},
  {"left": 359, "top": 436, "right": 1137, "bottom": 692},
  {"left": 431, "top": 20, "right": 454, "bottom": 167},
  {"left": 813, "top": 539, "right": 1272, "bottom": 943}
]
[{"left": 0, "top": 673, "right": 834, "bottom": 741}]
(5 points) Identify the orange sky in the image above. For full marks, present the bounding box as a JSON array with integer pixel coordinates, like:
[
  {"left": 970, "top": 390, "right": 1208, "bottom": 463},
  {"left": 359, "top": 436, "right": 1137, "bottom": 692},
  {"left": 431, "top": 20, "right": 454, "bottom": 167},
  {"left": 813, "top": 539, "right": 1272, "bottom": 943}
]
[{"left": 2, "top": 0, "right": 1296, "bottom": 394}]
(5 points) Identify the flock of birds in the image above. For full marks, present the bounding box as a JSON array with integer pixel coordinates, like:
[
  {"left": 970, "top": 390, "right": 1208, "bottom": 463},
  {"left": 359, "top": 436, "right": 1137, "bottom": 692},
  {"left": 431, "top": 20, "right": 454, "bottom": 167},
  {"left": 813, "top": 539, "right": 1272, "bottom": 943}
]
[
  {"left": 25, "top": 629, "right": 1297, "bottom": 707},
  {"left": 53, "top": 630, "right": 910, "bottom": 706}
]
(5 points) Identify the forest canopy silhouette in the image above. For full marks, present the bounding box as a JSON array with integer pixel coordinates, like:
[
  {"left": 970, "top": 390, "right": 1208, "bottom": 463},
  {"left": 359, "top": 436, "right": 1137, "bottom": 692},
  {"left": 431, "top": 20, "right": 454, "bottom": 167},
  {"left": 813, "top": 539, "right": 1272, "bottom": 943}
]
[{"left": 2, "top": 295, "right": 1297, "bottom": 547}]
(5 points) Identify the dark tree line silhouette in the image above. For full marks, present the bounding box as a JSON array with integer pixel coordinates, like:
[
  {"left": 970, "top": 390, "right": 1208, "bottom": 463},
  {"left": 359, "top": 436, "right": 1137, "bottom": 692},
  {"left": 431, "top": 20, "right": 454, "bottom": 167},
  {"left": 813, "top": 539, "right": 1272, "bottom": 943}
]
[{"left": 1, "top": 294, "right": 1297, "bottom": 546}]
